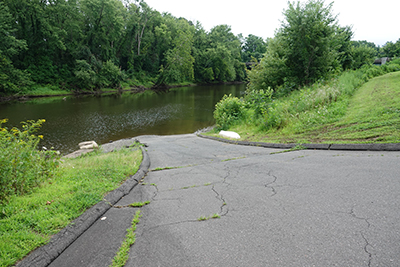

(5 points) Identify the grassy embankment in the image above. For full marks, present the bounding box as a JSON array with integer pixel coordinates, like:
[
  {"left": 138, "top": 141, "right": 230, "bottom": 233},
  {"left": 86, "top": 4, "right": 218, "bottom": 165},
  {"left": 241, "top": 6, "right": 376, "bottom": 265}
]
[
  {"left": 0, "top": 146, "right": 142, "bottom": 267},
  {"left": 207, "top": 69, "right": 400, "bottom": 144}
]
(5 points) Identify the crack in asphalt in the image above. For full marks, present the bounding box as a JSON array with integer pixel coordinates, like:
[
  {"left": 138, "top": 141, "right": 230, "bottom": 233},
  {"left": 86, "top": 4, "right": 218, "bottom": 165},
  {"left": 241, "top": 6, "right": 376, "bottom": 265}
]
[
  {"left": 265, "top": 171, "right": 278, "bottom": 197},
  {"left": 350, "top": 207, "right": 373, "bottom": 267},
  {"left": 349, "top": 207, "right": 371, "bottom": 228},
  {"left": 361, "top": 232, "right": 373, "bottom": 267},
  {"left": 336, "top": 206, "right": 372, "bottom": 266},
  {"left": 148, "top": 183, "right": 159, "bottom": 201},
  {"left": 137, "top": 163, "right": 232, "bottom": 235},
  {"left": 211, "top": 185, "right": 228, "bottom": 216},
  {"left": 145, "top": 218, "right": 210, "bottom": 233}
]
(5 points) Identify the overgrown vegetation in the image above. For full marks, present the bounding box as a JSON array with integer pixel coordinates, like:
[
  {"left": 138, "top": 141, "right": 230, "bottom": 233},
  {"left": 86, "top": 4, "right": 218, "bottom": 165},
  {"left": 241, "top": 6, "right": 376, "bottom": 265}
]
[
  {"left": 0, "top": 145, "right": 142, "bottom": 266},
  {"left": 212, "top": 61, "right": 400, "bottom": 143},
  {"left": 211, "top": 0, "right": 400, "bottom": 144},
  {"left": 0, "top": 119, "right": 60, "bottom": 204},
  {"left": 111, "top": 210, "right": 142, "bottom": 267}
]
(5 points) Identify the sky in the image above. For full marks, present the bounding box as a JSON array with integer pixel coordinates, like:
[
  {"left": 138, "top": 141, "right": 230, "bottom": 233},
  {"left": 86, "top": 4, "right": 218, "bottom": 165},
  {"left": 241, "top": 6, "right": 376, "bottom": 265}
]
[{"left": 143, "top": 0, "right": 400, "bottom": 46}]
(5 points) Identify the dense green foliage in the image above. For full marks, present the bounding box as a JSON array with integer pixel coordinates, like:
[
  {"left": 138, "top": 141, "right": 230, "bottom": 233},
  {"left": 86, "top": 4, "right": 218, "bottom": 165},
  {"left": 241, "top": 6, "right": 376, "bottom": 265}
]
[
  {"left": 0, "top": 119, "right": 60, "bottom": 204},
  {"left": 248, "top": 0, "right": 345, "bottom": 92},
  {"left": 1, "top": 0, "right": 397, "bottom": 96},
  {"left": 381, "top": 39, "right": 400, "bottom": 57},
  {"left": 241, "top": 34, "right": 267, "bottom": 63},
  {"left": 247, "top": 0, "right": 399, "bottom": 95},
  {"left": 0, "top": 145, "right": 142, "bottom": 266},
  {"left": 214, "top": 94, "right": 245, "bottom": 130},
  {"left": 0, "top": 0, "right": 251, "bottom": 96}
]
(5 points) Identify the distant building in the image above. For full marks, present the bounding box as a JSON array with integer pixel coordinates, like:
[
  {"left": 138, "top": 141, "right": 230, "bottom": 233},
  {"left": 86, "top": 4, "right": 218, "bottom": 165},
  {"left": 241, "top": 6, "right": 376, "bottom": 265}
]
[{"left": 374, "top": 57, "right": 391, "bottom": 65}]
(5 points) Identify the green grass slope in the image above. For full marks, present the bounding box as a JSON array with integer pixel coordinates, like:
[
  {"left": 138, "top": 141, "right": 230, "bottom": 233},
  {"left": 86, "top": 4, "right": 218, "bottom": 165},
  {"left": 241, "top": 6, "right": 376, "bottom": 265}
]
[
  {"left": 319, "top": 71, "right": 400, "bottom": 143},
  {"left": 210, "top": 71, "right": 400, "bottom": 144}
]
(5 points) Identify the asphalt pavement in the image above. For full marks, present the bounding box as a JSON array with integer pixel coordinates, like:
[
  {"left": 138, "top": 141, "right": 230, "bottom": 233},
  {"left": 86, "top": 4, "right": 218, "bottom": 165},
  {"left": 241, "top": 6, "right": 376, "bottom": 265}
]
[{"left": 18, "top": 134, "right": 400, "bottom": 267}]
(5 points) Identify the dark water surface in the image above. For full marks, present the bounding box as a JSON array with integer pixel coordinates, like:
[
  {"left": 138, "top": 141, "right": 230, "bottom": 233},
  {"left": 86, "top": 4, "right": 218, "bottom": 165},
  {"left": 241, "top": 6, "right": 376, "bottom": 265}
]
[{"left": 0, "top": 84, "right": 245, "bottom": 154}]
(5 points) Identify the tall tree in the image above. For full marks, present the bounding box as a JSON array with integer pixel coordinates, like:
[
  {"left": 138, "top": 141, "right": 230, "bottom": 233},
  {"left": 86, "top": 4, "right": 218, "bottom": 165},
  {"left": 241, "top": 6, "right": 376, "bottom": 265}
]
[
  {"left": 281, "top": 0, "right": 339, "bottom": 85},
  {"left": 350, "top": 45, "right": 376, "bottom": 69},
  {"left": 0, "top": 2, "right": 31, "bottom": 95},
  {"left": 242, "top": 34, "right": 267, "bottom": 63},
  {"left": 156, "top": 17, "right": 195, "bottom": 84},
  {"left": 3, "top": 0, "right": 68, "bottom": 83},
  {"left": 80, "top": 0, "right": 125, "bottom": 62},
  {"left": 381, "top": 39, "right": 400, "bottom": 57},
  {"left": 249, "top": 0, "right": 351, "bottom": 93}
]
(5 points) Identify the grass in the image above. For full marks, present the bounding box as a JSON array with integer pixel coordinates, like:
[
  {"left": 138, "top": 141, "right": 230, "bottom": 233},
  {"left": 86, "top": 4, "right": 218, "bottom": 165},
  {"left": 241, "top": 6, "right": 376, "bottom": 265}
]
[
  {"left": 110, "top": 210, "right": 142, "bottom": 267},
  {"left": 318, "top": 72, "right": 400, "bottom": 142},
  {"left": 0, "top": 146, "right": 142, "bottom": 267},
  {"left": 128, "top": 201, "right": 150, "bottom": 208},
  {"left": 151, "top": 165, "right": 193, "bottom": 171},
  {"left": 221, "top": 156, "right": 246, "bottom": 162},
  {"left": 270, "top": 144, "right": 306, "bottom": 154},
  {"left": 207, "top": 70, "right": 400, "bottom": 145}
]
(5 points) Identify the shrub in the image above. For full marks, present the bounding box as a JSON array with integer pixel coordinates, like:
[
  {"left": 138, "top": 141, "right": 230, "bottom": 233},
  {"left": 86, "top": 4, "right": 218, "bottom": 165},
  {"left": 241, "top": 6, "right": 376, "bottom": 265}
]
[
  {"left": 74, "top": 59, "right": 97, "bottom": 90},
  {"left": 100, "top": 60, "right": 123, "bottom": 88},
  {"left": 0, "top": 119, "right": 60, "bottom": 204},
  {"left": 244, "top": 87, "right": 273, "bottom": 118},
  {"left": 214, "top": 94, "right": 245, "bottom": 130}
]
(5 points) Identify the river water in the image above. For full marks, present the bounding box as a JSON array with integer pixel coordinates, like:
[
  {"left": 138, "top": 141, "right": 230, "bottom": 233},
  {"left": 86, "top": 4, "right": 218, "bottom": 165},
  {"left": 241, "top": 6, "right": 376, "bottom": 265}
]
[{"left": 0, "top": 84, "right": 245, "bottom": 154}]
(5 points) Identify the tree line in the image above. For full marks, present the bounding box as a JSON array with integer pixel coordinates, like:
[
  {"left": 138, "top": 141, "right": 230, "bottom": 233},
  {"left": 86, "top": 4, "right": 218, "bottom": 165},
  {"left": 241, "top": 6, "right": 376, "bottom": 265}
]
[
  {"left": 0, "top": 0, "right": 398, "bottom": 96},
  {"left": 0, "top": 0, "right": 247, "bottom": 95}
]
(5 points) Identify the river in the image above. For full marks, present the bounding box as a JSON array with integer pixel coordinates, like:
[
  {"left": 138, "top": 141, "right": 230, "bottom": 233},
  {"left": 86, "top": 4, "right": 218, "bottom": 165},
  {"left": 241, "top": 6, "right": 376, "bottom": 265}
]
[{"left": 0, "top": 84, "right": 245, "bottom": 154}]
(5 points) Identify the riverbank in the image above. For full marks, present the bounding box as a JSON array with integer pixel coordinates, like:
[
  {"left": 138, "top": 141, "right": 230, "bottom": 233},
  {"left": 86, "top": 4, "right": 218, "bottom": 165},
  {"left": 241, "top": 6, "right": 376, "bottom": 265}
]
[{"left": 0, "top": 81, "right": 245, "bottom": 103}]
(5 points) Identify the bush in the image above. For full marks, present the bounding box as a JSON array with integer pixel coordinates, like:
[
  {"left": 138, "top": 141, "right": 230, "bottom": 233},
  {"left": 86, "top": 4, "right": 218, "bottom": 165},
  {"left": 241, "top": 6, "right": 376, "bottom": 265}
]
[
  {"left": 0, "top": 55, "right": 32, "bottom": 96},
  {"left": 100, "top": 60, "right": 123, "bottom": 88},
  {"left": 244, "top": 87, "right": 273, "bottom": 118},
  {"left": 0, "top": 119, "right": 60, "bottom": 204},
  {"left": 262, "top": 101, "right": 285, "bottom": 130},
  {"left": 74, "top": 59, "right": 97, "bottom": 90},
  {"left": 214, "top": 94, "right": 245, "bottom": 130}
]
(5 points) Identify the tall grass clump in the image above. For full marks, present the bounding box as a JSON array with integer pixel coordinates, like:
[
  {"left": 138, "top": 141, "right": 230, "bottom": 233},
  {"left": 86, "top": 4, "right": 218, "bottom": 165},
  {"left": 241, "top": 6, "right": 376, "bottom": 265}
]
[{"left": 0, "top": 119, "right": 60, "bottom": 204}]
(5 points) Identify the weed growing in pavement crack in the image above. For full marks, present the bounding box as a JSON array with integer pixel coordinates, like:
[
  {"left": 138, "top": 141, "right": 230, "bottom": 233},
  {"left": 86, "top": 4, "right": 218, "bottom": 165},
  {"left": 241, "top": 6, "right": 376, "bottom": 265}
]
[
  {"left": 270, "top": 144, "right": 306, "bottom": 154},
  {"left": 111, "top": 201, "right": 151, "bottom": 209},
  {"left": 151, "top": 165, "right": 195, "bottom": 172},
  {"left": 197, "top": 216, "right": 208, "bottom": 221},
  {"left": 222, "top": 156, "right": 245, "bottom": 162},
  {"left": 181, "top": 184, "right": 199, "bottom": 189},
  {"left": 197, "top": 213, "right": 221, "bottom": 221},
  {"left": 128, "top": 201, "right": 150, "bottom": 207},
  {"left": 110, "top": 210, "right": 141, "bottom": 267}
]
